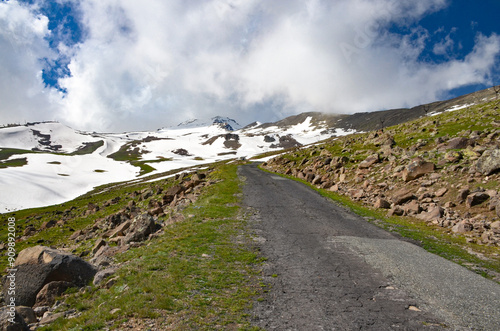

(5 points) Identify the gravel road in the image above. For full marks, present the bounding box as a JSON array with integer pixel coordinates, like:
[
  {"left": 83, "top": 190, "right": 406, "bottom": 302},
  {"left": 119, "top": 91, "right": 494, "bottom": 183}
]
[{"left": 239, "top": 164, "right": 500, "bottom": 330}]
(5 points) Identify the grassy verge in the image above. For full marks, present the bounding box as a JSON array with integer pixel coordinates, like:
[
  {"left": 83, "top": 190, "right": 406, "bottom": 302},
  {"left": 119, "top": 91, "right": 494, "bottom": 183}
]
[
  {"left": 261, "top": 166, "right": 500, "bottom": 282},
  {"left": 37, "top": 164, "right": 263, "bottom": 330}
]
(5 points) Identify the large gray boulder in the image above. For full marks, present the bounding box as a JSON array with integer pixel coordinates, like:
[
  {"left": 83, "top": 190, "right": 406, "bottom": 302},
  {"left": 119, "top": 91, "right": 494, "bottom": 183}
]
[
  {"left": 475, "top": 149, "right": 500, "bottom": 175},
  {"left": 3, "top": 246, "right": 96, "bottom": 307}
]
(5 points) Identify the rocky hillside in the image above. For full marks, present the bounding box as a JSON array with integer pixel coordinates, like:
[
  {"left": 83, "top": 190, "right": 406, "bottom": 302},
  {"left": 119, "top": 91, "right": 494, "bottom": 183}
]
[
  {"left": 1, "top": 163, "right": 259, "bottom": 329},
  {"left": 263, "top": 98, "right": 500, "bottom": 247}
]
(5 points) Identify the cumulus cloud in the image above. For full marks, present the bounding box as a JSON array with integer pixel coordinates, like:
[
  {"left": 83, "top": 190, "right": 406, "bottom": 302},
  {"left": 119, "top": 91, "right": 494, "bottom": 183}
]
[
  {"left": 1, "top": 0, "right": 499, "bottom": 132},
  {"left": 0, "top": 0, "right": 61, "bottom": 124}
]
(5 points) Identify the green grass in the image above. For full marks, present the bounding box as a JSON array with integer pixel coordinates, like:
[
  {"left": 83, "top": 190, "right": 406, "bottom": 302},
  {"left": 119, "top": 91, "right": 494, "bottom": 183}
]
[
  {"left": 0, "top": 157, "right": 27, "bottom": 168},
  {"left": 0, "top": 148, "right": 37, "bottom": 161},
  {"left": 34, "top": 164, "right": 263, "bottom": 330},
  {"left": 70, "top": 141, "right": 105, "bottom": 156}
]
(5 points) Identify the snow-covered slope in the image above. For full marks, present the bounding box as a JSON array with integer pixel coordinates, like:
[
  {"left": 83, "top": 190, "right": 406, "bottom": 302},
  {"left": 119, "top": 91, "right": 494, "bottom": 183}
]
[{"left": 0, "top": 116, "right": 346, "bottom": 213}]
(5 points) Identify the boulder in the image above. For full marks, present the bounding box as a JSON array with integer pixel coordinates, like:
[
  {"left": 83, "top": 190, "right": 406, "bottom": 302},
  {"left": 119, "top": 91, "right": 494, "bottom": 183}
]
[
  {"left": 92, "top": 239, "right": 107, "bottom": 255},
  {"left": 348, "top": 189, "right": 365, "bottom": 200},
  {"left": 452, "top": 221, "right": 473, "bottom": 234},
  {"left": 122, "top": 214, "right": 161, "bottom": 245},
  {"left": 109, "top": 220, "right": 131, "bottom": 238},
  {"left": 358, "top": 154, "right": 380, "bottom": 169},
  {"left": 3, "top": 246, "right": 96, "bottom": 307},
  {"left": 403, "top": 200, "right": 422, "bottom": 215},
  {"left": 388, "top": 207, "right": 404, "bottom": 216},
  {"left": 374, "top": 198, "right": 391, "bottom": 209},
  {"left": 392, "top": 188, "right": 415, "bottom": 206},
  {"left": 458, "top": 188, "right": 470, "bottom": 203},
  {"left": 434, "top": 188, "right": 448, "bottom": 197},
  {"left": 417, "top": 206, "right": 444, "bottom": 222},
  {"left": 93, "top": 267, "right": 117, "bottom": 286},
  {"left": 475, "top": 149, "right": 500, "bottom": 175},
  {"left": 34, "top": 281, "right": 74, "bottom": 307},
  {"left": 402, "top": 158, "right": 435, "bottom": 182},
  {"left": 466, "top": 192, "right": 490, "bottom": 208},
  {"left": 446, "top": 137, "right": 471, "bottom": 150}
]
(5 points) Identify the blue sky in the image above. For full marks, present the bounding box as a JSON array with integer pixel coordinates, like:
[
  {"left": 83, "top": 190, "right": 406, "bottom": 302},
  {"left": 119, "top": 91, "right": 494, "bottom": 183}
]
[{"left": 1, "top": 0, "right": 499, "bottom": 131}]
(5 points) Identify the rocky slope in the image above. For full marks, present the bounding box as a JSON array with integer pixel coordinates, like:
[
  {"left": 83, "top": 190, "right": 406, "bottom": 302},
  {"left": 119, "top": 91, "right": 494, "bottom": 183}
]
[
  {"left": 1, "top": 166, "right": 217, "bottom": 329},
  {"left": 263, "top": 98, "right": 500, "bottom": 247}
]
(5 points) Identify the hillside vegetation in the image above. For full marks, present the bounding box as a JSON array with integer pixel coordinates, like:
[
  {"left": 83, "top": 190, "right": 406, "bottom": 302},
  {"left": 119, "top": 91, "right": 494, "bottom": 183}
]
[
  {"left": 264, "top": 99, "right": 500, "bottom": 280},
  {"left": 0, "top": 162, "right": 263, "bottom": 329}
]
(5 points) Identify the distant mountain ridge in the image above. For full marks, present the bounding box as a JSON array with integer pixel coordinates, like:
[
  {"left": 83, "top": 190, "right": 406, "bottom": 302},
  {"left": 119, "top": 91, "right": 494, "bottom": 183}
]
[{"left": 1, "top": 85, "right": 498, "bottom": 212}]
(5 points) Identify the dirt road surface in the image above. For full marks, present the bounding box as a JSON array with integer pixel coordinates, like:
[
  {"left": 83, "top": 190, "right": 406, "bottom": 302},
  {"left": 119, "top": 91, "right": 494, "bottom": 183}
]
[{"left": 240, "top": 164, "right": 500, "bottom": 330}]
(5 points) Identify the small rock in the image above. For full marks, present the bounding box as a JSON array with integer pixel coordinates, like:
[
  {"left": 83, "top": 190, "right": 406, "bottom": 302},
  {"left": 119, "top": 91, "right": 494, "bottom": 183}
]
[
  {"left": 466, "top": 192, "right": 490, "bottom": 208},
  {"left": 92, "top": 238, "right": 107, "bottom": 255},
  {"left": 388, "top": 207, "right": 404, "bottom": 216},
  {"left": 392, "top": 188, "right": 415, "bottom": 206},
  {"left": 93, "top": 267, "right": 117, "bottom": 286},
  {"left": 358, "top": 153, "right": 380, "bottom": 169},
  {"left": 435, "top": 188, "right": 448, "bottom": 197},
  {"left": 110, "top": 308, "right": 121, "bottom": 315},
  {"left": 374, "top": 198, "right": 391, "bottom": 209},
  {"left": 445, "top": 137, "right": 471, "bottom": 150},
  {"left": 452, "top": 221, "right": 473, "bottom": 234},
  {"left": 39, "top": 312, "right": 66, "bottom": 325},
  {"left": 417, "top": 206, "right": 444, "bottom": 222}
]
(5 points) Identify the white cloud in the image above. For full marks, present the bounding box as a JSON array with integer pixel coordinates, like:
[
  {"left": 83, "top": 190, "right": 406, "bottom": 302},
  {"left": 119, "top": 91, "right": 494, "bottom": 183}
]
[
  {"left": 0, "top": 0, "right": 61, "bottom": 125},
  {"left": 0, "top": 0, "right": 499, "bottom": 132}
]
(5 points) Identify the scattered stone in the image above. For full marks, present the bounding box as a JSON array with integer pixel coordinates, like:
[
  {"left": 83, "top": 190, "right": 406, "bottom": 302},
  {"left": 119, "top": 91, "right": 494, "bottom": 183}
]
[
  {"left": 452, "top": 221, "right": 473, "bottom": 234},
  {"left": 92, "top": 239, "right": 107, "bottom": 255},
  {"left": 109, "top": 221, "right": 131, "bottom": 238},
  {"left": 392, "top": 188, "right": 415, "bottom": 206},
  {"left": 34, "top": 281, "right": 73, "bottom": 307},
  {"left": 388, "top": 207, "right": 404, "bottom": 216},
  {"left": 122, "top": 214, "right": 161, "bottom": 245},
  {"left": 434, "top": 188, "right": 448, "bottom": 197},
  {"left": 374, "top": 198, "right": 391, "bottom": 209},
  {"left": 446, "top": 137, "right": 471, "bottom": 150},
  {"left": 358, "top": 153, "right": 380, "bottom": 169},
  {"left": 466, "top": 192, "right": 490, "bottom": 208},
  {"left": 402, "top": 158, "right": 435, "bottom": 182},
  {"left": 418, "top": 206, "right": 444, "bottom": 222},
  {"left": 39, "top": 312, "right": 66, "bottom": 325},
  {"left": 93, "top": 267, "right": 117, "bottom": 286}
]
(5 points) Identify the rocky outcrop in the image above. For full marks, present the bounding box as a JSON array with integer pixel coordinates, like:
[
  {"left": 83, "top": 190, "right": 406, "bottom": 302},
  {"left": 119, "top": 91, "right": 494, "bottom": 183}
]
[
  {"left": 263, "top": 123, "right": 500, "bottom": 247},
  {"left": 4, "top": 246, "right": 96, "bottom": 307}
]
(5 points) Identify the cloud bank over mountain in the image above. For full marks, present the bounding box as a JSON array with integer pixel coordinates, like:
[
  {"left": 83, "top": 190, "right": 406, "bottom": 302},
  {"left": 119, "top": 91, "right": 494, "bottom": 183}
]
[{"left": 1, "top": 0, "right": 499, "bottom": 132}]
